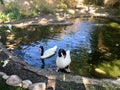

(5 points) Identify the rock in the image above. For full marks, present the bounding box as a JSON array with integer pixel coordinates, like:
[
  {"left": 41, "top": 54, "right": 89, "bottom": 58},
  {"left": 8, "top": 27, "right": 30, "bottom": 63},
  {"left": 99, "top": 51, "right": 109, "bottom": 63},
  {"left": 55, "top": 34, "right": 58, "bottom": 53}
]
[
  {"left": 6, "top": 75, "right": 22, "bottom": 87},
  {"left": 68, "top": 9, "right": 75, "bottom": 14},
  {"left": 2, "top": 74, "right": 9, "bottom": 80},
  {"left": 22, "top": 80, "right": 32, "bottom": 89},
  {"left": 47, "top": 76, "right": 56, "bottom": 90},
  {"left": 0, "top": 72, "right": 6, "bottom": 76},
  {"left": 29, "top": 83, "right": 46, "bottom": 90}
]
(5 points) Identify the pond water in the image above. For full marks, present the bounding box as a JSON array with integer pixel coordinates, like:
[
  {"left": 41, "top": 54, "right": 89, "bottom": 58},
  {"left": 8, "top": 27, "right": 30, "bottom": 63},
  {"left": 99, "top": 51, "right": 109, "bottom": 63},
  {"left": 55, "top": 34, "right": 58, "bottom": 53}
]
[{"left": 0, "top": 18, "right": 120, "bottom": 78}]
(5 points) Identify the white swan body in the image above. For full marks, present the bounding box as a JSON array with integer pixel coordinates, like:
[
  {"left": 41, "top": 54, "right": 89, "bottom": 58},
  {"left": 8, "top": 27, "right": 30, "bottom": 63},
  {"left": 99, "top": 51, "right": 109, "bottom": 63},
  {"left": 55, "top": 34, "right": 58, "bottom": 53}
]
[
  {"left": 40, "top": 46, "right": 57, "bottom": 59},
  {"left": 56, "top": 50, "right": 71, "bottom": 68}
]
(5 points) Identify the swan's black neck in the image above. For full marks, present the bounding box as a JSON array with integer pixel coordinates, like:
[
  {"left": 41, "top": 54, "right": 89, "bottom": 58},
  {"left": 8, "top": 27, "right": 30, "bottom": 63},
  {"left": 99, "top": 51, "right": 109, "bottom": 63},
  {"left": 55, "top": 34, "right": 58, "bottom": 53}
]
[
  {"left": 58, "top": 49, "right": 66, "bottom": 57},
  {"left": 39, "top": 46, "right": 44, "bottom": 56}
]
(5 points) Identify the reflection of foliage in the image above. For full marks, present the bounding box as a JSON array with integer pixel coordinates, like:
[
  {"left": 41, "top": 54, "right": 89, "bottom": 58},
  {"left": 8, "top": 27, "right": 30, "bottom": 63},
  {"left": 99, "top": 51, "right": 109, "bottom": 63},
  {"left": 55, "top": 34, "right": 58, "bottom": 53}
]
[
  {"left": 88, "top": 21, "right": 120, "bottom": 78},
  {"left": 0, "top": 0, "right": 4, "bottom": 5},
  {"left": 90, "top": 26, "right": 99, "bottom": 50},
  {"left": 114, "top": 10, "right": 120, "bottom": 15},
  {"left": 89, "top": 22, "right": 120, "bottom": 63},
  {"left": 94, "top": 59, "right": 120, "bottom": 78},
  {"left": 0, "top": 26, "right": 65, "bottom": 49},
  {"left": 90, "top": 22, "right": 120, "bottom": 78},
  {"left": 71, "top": 47, "right": 92, "bottom": 77},
  {"left": 102, "top": 24, "right": 120, "bottom": 59},
  {"left": 108, "top": 22, "right": 120, "bottom": 29}
]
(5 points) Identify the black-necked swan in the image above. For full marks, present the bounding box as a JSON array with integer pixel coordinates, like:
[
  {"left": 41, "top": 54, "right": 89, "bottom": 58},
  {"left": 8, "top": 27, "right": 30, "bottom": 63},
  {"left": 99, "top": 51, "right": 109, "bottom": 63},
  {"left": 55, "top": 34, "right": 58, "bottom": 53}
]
[
  {"left": 56, "top": 49, "right": 71, "bottom": 72},
  {"left": 39, "top": 45, "right": 57, "bottom": 59}
]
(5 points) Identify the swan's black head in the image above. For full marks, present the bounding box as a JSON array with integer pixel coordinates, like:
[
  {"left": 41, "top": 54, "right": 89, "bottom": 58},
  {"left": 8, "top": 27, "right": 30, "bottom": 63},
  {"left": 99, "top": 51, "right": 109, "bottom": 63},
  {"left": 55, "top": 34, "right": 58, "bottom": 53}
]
[
  {"left": 58, "top": 49, "right": 66, "bottom": 58},
  {"left": 39, "top": 46, "right": 43, "bottom": 49},
  {"left": 39, "top": 46, "right": 44, "bottom": 56}
]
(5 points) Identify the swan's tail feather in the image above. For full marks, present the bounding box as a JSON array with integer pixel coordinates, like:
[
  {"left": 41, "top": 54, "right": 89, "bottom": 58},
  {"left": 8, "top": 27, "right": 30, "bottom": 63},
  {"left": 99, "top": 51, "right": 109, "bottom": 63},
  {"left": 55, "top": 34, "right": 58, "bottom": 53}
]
[{"left": 53, "top": 46, "right": 57, "bottom": 50}]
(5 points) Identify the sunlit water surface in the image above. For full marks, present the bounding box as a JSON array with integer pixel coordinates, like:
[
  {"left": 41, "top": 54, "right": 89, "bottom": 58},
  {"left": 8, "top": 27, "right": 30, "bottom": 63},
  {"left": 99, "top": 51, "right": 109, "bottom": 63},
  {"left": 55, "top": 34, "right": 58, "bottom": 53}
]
[{"left": 14, "top": 20, "right": 93, "bottom": 69}]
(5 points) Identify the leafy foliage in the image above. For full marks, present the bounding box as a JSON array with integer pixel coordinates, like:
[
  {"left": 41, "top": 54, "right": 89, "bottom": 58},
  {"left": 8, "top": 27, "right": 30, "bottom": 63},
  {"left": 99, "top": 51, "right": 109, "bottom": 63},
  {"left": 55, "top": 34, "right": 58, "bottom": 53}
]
[
  {"left": 31, "top": 0, "right": 55, "bottom": 14},
  {"left": 94, "top": 59, "right": 120, "bottom": 78},
  {"left": 57, "top": 0, "right": 77, "bottom": 9},
  {"left": 0, "top": 2, "right": 24, "bottom": 22},
  {"left": 0, "top": 0, "right": 4, "bottom": 5},
  {"left": 4, "top": 2, "right": 23, "bottom": 21}
]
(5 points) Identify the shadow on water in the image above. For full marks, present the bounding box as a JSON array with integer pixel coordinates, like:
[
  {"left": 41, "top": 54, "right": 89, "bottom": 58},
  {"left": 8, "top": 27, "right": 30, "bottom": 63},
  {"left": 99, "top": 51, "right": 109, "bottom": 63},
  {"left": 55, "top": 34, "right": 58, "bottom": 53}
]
[{"left": 0, "top": 18, "right": 120, "bottom": 78}]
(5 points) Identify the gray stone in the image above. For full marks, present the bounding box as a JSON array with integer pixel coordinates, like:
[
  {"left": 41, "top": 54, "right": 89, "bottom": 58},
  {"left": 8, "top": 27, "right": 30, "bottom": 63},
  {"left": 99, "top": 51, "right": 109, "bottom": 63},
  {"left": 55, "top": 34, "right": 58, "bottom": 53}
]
[
  {"left": 68, "top": 9, "right": 75, "bottom": 14},
  {"left": 0, "top": 71, "right": 6, "bottom": 76},
  {"left": 29, "top": 83, "right": 46, "bottom": 90},
  {"left": 6, "top": 75, "right": 22, "bottom": 87},
  {"left": 2, "top": 74, "right": 9, "bottom": 80},
  {"left": 47, "top": 76, "right": 56, "bottom": 90},
  {"left": 22, "top": 80, "right": 32, "bottom": 89}
]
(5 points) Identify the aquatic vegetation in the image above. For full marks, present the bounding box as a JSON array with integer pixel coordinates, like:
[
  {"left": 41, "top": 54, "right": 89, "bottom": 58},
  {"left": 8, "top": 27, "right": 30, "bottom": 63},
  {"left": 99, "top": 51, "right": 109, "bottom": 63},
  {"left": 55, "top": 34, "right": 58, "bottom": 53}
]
[
  {"left": 94, "top": 59, "right": 120, "bottom": 78},
  {"left": 108, "top": 22, "right": 120, "bottom": 29}
]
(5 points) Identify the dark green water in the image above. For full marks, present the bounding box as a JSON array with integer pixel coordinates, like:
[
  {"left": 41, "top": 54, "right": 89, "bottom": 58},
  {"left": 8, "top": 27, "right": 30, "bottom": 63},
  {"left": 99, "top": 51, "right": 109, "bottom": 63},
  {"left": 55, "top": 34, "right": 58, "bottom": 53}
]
[{"left": 0, "top": 18, "right": 120, "bottom": 78}]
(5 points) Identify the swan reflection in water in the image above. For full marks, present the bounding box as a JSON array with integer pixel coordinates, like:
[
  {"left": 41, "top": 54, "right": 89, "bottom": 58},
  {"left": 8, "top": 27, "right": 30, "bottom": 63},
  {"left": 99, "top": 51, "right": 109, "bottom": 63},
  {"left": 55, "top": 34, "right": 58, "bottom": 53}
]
[
  {"left": 41, "top": 59, "right": 45, "bottom": 69},
  {"left": 39, "top": 45, "right": 57, "bottom": 69}
]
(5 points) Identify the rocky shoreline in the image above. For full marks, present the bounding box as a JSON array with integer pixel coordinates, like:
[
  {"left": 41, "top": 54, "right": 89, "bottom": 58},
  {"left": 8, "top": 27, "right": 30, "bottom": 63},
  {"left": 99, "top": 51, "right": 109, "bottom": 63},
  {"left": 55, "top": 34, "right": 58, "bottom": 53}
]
[{"left": 0, "top": 42, "right": 85, "bottom": 90}]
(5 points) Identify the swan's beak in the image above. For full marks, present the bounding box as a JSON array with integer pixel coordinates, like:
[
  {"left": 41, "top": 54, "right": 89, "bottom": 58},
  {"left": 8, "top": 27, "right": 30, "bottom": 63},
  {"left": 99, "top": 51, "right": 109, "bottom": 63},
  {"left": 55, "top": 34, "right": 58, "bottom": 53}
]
[{"left": 64, "top": 55, "right": 66, "bottom": 58}]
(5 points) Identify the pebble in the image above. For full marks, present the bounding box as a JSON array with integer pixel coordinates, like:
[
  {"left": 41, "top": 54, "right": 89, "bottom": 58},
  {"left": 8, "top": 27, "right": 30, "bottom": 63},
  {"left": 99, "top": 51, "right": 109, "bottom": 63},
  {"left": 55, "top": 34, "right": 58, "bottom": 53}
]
[
  {"left": 2, "top": 74, "right": 9, "bottom": 80},
  {"left": 22, "top": 80, "right": 32, "bottom": 89},
  {"left": 6, "top": 75, "right": 22, "bottom": 87},
  {"left": 29, "top": 83, "right": 46, "bottom": 90},
  {"left": 0, "top": 72, "right": 6, "bottom": 76}
]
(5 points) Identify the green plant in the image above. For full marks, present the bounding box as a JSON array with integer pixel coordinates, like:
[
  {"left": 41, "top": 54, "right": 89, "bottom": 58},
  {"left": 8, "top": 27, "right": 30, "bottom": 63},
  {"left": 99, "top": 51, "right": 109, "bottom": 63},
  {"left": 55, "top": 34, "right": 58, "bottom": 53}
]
[
  {"left": 57, "top": 0, "right": 68, "bottom": 9},
  {"left": 0, "top": 2, "right": 25, "bottom": 22},
  {"left": 0, "top": 0, "right": 4, "bottom": 5},
  {"left": 0, "top": 11, "right": 9, "bottom": 22},
  {"left": 64, "top": 0, "right": 77, "bottom": 8},
  {"left": 40, "top": 5, "right": 54, "bottom": 14},
  {"left": 4, "top": 2, "right": 23, "bottom": 21},
  {"left": 31, "top": 0, "right": 55, "bottom": 14}
]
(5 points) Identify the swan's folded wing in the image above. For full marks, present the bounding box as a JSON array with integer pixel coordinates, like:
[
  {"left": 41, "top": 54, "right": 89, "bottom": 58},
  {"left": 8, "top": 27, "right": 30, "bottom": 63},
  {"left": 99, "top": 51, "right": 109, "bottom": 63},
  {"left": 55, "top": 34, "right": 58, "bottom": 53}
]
[
  {"left": 41, "top": 46, "right": 57, "bottom": 58},
  {"left": 66, "top": 50, "right": 71, "bottom": 64}
]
